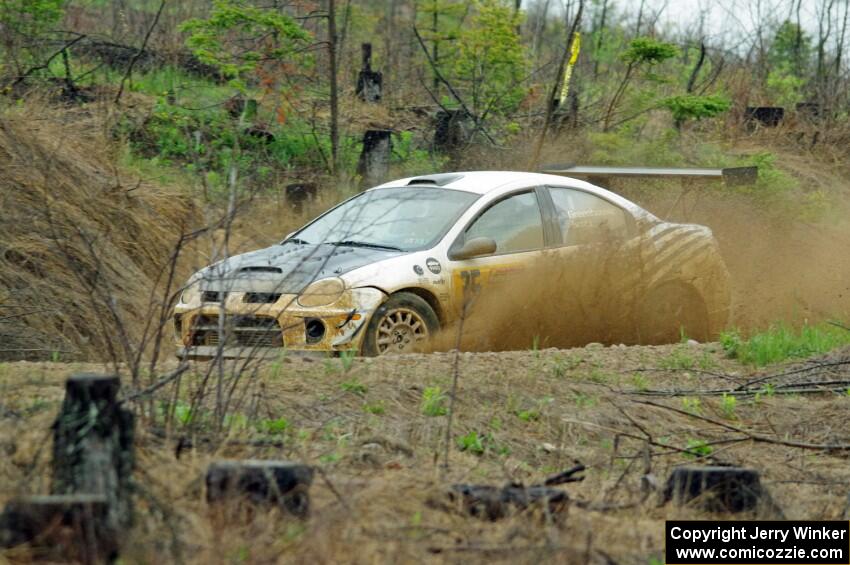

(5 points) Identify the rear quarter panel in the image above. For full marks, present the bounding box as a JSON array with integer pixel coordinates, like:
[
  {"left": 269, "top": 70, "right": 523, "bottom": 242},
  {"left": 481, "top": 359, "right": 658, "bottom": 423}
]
[{"left": 640, "top": 220, "right": 731, "bottom": 335}]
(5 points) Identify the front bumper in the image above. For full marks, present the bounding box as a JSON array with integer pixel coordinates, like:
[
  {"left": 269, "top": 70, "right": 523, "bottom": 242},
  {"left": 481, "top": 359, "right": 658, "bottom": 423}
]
[
  {"left": 175, "top": 346, "right": 330, "bottom": 360},
  {"left": 172, "top": 287, "right": 385, "bottom": 359}
]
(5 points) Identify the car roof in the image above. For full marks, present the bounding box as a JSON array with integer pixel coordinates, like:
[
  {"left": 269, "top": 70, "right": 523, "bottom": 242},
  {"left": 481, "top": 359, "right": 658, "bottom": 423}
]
[{"left": 370, "top": 171, "right": 645, "bottom": 214}]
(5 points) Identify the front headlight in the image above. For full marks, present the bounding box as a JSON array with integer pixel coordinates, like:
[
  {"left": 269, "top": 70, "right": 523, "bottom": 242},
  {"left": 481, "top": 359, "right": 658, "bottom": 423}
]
[
  {"left": 297, "top": 277, "right": 345, "bottom": 307},
  {"left": 180, "top": 278, "right": 201, "bottom": 305}
]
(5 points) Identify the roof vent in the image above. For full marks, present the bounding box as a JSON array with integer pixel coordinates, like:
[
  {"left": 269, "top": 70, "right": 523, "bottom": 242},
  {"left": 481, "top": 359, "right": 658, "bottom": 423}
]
[{"left": 406, "top": 173, "right": 464, "bottom": 187}]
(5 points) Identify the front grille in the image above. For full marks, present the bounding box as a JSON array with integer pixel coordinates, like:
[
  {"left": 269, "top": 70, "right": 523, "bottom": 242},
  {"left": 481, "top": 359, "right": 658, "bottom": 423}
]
[
  {"left": 191, "top": 314, "right": 283, "bottom": 348},
  {"left": 203, "top": 291, "right": 227, "bottom": 302},
  {"left": 244, "top": 292, "right": 282, "bottom": 304}
]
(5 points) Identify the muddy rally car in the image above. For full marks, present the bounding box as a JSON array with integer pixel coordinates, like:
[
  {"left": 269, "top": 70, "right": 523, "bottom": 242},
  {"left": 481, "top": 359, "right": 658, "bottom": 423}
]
[{"left": 173, "top": 171, "right": 730, "bottom": 358}]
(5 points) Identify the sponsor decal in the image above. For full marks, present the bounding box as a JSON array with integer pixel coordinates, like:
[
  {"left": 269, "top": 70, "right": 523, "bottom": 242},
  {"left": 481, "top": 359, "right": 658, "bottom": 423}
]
[
  {"left": 426, "top": 257, "right": 442, "bottom": 274},
  {"left": 413, "top": 264, "right": 424, "bottom": 275}
]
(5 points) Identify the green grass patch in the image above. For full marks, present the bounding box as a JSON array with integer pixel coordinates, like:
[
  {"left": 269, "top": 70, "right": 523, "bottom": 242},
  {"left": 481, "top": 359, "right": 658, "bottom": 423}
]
[{"left": 721, "top": 322, "right": 850, "bottom": 366}]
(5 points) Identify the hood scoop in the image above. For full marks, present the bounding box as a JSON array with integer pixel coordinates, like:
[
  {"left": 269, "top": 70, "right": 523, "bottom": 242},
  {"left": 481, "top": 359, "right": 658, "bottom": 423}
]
[{"left": 238, "top": 266, "right": 283, "bottom": 274}]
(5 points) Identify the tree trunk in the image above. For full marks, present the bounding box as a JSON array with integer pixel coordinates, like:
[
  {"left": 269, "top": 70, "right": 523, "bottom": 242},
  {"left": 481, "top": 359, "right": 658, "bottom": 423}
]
[
  {"left": 328, "top": 0, "right": 340, "bottom": 175},
  {"left": 51, "top": 374, "right": 135, "bottom": 533},
  {"left": 356, "top": 43, "right": 383, "bottom": 102}
]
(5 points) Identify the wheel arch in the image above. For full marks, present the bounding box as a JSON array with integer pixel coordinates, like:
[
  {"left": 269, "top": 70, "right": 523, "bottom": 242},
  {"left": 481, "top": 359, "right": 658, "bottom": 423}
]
[{"left": 391, "top": 287, "right": 445, "bottom": 327}]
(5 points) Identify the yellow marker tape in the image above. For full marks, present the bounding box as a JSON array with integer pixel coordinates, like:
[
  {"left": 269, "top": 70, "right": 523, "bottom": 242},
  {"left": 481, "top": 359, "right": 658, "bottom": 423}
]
[{"left": 559, "top": 32, "right": 582, "bottom": 105}]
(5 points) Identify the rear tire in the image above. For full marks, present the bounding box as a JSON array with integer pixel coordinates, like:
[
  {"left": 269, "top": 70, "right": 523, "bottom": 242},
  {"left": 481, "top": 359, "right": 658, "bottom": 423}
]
[
  {"left": 638, "top": 282, "right": 709, "bottom": 344},
  {"left": 361, "top": 292, "right": 440, "bottom": 356}
]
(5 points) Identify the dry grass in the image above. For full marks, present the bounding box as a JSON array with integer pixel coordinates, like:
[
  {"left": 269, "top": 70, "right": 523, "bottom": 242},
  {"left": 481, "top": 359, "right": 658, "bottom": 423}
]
[
  {"left": 2, "top": 342, "right": 849, "bottom": 563},
  {"left": 0, "top": 98, "right": 192, "bottom": 361}
]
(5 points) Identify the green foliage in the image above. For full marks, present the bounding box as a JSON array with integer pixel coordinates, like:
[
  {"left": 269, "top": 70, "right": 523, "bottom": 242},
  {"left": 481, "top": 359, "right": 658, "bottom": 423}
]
[
  {"left": 180, "top": 0, "right": 311, "bottom": 88},
  {"left": 340, "top": 378, "right": 367, "bottom": 396},
  {"left": 622, "top": 37, "right": 679, "bottom": 66},
  {"left": 338, "top": 349, "right": 357, "bottom": 373},
  {"left": 681, "top": 397, "right": 702, "bottom": 415},
  {"left": 0, "top": 0, "right": 65, "bottom": 40},
  {"left": 256, "top": 417, "right": 289, "bottom": 435},
  {"left": 766, "top": 64, "right": 807, "bottom": 107},
  {"left": 768, "top": 20, "right": 812, "bottom": 71},
  {"left": 662, "top": 94, "right": 731, "bottom": 123},
  {"left": 363, "top": 401, "right": 385, "bottom": 415},
  {"left": 684, "top": 438, "right": 713, "bottom": 458},
  {"left": 720, "top": 323, "right": 850, "bottom": 366},
  {"left": 421, "top": 386, "right": 448, "bottom": 417},
  {"left": 719, "top": 393, "right": 737, "bottom": 420},
  {"left": 456, "top": 431, "right": 487, "bottom": 454},
  {"left": 452, "top": 0, "right": 527, "bottom": 116},
  {"left": 0, "top": 0, "right": 66, "bottom": 75}
]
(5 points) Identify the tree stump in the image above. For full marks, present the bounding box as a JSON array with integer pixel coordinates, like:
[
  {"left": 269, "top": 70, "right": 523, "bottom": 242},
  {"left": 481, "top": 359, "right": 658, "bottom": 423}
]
[
  {"left": 745, "top": 106, "right": 784, "bottom": 128},
  {"left": 433, "top": 110, "right": 470, "bottom": 154},
  {"left": 357, "top": 130, "right": 392, "bottom": 187},
  {"left": 285, "top": 182, "right": 317, "bottom": 214},
  {"left": 356, "top": 43, "right": 382, "bottom": 103},
  {"left": 663, "top": 466, "right": 772, "bottom": 513},
  {"left": 51, "top": 374, "right": 134, "bottom": 532},
  {"left": 0, "top": 494, "right": 117, "bottom": 564},
  {"left": 206, "top": 460, "right": 314, "bottom": 518},
  {"left": 448, "top": 484, "right": 569, "bottom": 521}
]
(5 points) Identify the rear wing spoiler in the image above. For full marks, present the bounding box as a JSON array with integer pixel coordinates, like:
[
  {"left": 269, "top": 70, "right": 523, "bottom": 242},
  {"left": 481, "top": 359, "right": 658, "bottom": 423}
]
[{"left": 541, "top": 165, "right": 758, "bottom": 187}]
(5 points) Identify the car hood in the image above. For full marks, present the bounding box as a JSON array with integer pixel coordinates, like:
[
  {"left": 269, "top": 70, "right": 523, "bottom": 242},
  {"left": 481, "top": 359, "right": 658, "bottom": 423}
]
[{"left": 194, "top": 243, "right": 404, "bottom": 294}]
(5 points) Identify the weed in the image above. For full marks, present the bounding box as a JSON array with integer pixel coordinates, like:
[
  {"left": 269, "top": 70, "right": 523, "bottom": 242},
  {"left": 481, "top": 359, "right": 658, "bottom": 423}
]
[
  {"left": 549, "top": 353, "right": 582, "bottom": 377},
  {"left": 572, "top": 392, "right": 597, "bottom": 408},
  {"left": 363, "top": 401, "right": 385, "bottom": 415},
  {"left": 721, "top": 323, "right": 850, "bottom": 366},
  {"left": 224, "top": 413, "right": 248, "bottom": 432},
  {"left": 421, "top": 386, "right": 448, "bottom": 417},
  {"left": 719, "top": 393, "right": 737, "bottom": 419},
  {"left": 531, "top": 335, "right": 541, "bottom": 357},
  {"left": 588, "top": 368, "right": 617, "bottom": 384},
  {"left": 340, "top": 379, "right": 367, "bottom": 396},
  {"left": 174, "top": 402, "right": 194, "bottom": 426},
  {"left": 319, "top": 452, "right": 341, "bottom": 464},
  {"left": 516, "top": 396, "right": 553, "bottom": 421},
  {"left": 339, "top": 349, "right": 357, "bottom": 372},
  {"left": 456, "top": 431, "right": 486, "bottom": 454},
  {"left": 684, "top": 438, "right": 713, "bottom": 458},
  {"left": 516, "top": 408, "right": 540, "bottom": 422},
  {"left": 267, "top": 350, "right": 288, "bottom": 380},
  {"left": 659, "top": 346, "right": 695, "bottom": 370},
  {"left": 631, "top": 373, "right": 649, "bottom": 391},
  {"left": 256, "top": 417, "right": 289, "bottom": 435},
  {"left": 681, "top": 397, "right": 702, "bottom": 415}
]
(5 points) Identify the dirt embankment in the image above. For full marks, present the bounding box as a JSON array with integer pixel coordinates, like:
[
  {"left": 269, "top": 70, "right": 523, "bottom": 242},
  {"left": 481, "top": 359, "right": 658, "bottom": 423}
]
[{"left": 0, "top": 104, "right": 193, "bottom": 361}]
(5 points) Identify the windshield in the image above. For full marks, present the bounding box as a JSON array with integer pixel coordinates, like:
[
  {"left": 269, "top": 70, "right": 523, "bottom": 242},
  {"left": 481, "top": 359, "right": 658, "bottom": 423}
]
[{"left": 290, "top": 187, "right": 480, "bottom": 252}]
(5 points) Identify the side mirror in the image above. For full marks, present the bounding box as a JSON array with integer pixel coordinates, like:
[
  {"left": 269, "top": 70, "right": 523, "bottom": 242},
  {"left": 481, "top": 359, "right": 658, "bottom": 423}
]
[{"left": 451, "top": 236, "right": 497, "bottom": 260}]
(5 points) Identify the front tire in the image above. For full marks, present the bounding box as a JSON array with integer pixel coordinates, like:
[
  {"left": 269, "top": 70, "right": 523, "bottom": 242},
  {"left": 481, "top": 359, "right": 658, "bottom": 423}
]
[
  {"left": 638, "top": 282, "right": 709, "bottom": 344},
  {"left": 361, "top": 292, "right": 440, "bottom": 356}
]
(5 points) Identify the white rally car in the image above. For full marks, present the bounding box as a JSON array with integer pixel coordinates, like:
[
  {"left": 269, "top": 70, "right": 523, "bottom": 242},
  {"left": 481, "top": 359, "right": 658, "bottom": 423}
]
[{"left": 173, "top": 171, "right": 730, "bottom": 357}]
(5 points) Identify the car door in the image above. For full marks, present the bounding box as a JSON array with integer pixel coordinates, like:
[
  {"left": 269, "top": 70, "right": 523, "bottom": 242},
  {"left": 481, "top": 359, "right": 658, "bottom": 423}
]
[
  {"left": 446, "top": 188, "right": 556, "bottom": 351},
  {"left": 543, "top": 186, "right": 642, "bottom": 345}
]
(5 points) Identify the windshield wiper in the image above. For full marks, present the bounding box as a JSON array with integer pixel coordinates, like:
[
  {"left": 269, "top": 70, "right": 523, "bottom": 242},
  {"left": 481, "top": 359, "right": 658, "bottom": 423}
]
[
  {"left": 328, "top": 240, "right": 403, "bottom": 252},
  {"left": 283, "top": 238, "right": 310, "bottom": 245}
]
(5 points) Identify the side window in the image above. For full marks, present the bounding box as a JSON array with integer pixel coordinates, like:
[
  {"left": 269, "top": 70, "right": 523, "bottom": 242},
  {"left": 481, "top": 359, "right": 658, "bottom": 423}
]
[
  {"left": 465, "top": 191, "right": 544, "bottom": 254},
  {"left": 548, "top": 187, "right": 631, "bottom": 246}
]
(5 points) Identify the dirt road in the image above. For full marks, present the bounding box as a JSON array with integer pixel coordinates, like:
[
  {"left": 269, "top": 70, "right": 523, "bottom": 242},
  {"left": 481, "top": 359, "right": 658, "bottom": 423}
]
[{"left": 2, "top": 341, "right": 849, "bottom": 563}]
